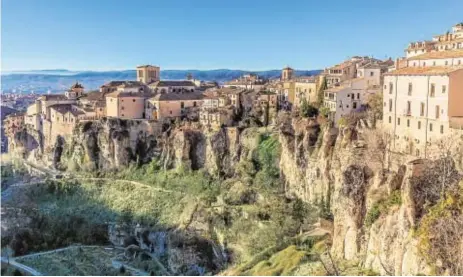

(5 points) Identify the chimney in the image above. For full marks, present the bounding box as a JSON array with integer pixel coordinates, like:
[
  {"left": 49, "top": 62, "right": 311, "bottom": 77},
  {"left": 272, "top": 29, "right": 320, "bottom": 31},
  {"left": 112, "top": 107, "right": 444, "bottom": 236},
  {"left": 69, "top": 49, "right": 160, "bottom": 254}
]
[{"left": 395, "top": 58, "right": 400, "bottom": 70}]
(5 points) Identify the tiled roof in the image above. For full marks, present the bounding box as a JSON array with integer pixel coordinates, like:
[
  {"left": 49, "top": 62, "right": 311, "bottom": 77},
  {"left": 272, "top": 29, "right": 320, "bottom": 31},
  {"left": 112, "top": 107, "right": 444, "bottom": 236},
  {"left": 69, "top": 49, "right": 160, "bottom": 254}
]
[
  {"left": 137, "top": 65, "right": 159, "bottom": 68},
  {"left": 150, "top": 92, "right": 204, "bottom": 101},
  {"left": 71, "top": 82, "right": 84, "bottom": 89},
  {"left": 38, "top": 94, "right": 68, "bottom": 101},
  {"left": 101, "top": 81, "right": 142, "bottom": 87},
  {"left": 385, "top": 66, "right": 463, "bottom": 76},
  {"left": 49, "top": 104, "right": 72, "bottom": 114},
  {"left": 82, "top": 90, "right": 105, "bottom": 101},
  {"left": 408, "top": 49, "right": 463, "bottom": 60},
  {"left": 105, "top": 91, "right": 149, "bottom": 98},
  {"left": 149, "top": 80, "right": 196, "bottom": 87}
]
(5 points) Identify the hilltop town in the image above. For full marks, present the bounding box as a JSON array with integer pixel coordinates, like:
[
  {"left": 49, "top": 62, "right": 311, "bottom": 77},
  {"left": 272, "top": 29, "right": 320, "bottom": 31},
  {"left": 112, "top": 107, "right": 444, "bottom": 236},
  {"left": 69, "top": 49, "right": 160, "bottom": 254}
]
[
  {"left": 4, "top": 23, "right": 463, "bottom": 159},
  {"left": 2, "top": 23, "right": 463, "bottom": 277}
]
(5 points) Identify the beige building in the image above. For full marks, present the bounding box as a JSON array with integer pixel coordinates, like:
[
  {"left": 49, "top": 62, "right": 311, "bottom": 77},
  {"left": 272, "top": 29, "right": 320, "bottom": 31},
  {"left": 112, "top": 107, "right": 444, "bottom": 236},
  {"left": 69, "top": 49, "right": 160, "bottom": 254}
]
[
  {"left": 281, "top": 66, "right": 294, "bottom": 81},
  {"left": 137, "top": 65, "right": 160, "bottom": 84},
  {"left": 294, "top": 77, "right": 318, "bottom": 108},
  {"left": 100, "top": 81, "right": 144, "bottom": 94},
  {"left": 199, "top": 107, "right": 234, "bottom": 128},
  {"left": 383, "top": 65, "right": 463, "bottom": 157},
  {"left": 223, "top": 73, "right": 266, "bottom": 91},
  {"left": 145, "top": 93, "right": 203, "bottom": 121},
  {"left": 405, "top": 23, "right": 463, "bottom": 58},
  {"left": 105, "top": 91, "right": 147, "bottom": 119},
  {"left": 148, "top": 80, "right": 196, "bottom": 94}
]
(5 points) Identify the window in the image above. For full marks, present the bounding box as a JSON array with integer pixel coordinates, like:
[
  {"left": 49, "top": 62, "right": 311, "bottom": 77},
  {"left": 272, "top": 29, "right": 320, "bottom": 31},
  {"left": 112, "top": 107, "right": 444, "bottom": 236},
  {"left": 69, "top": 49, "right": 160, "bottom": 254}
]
[
  {"left": 418, "top": 121, "right": 421, "bottom": 129},
  {"left": 430, "top": 83, "right": 435, "bottom": 97},
  {"left": 435, "top": 105, "right": 440, "bottom": 119},
  {"left": 370, "top": 71, "right": 374, "bottom": 77},
  {"left": 357, "top": 93, "right": 360, "bottom": 99},
  {"left": 170, "top": 111, "right": 172, "bottom": 115},
  {"left": 442, "top": 85, "right": 446, "bottom": 94},
  {"left": 429, "top": 123, "right": 433, "bottom": 132},
  {"left": 440, "top": 125, "right": 444, "bottom": 134},
  {"left": 389, "top": 99, "right": 393, "bottom": 112},
  {"left": 353, "top": 102, "right": 357, "bottom": 109},
  {"left": 407, "top": 101, "right": 411, "bottom": 115},
  {"left": 407, "top": 119, "right": 410, "bottom": 127},
  {"left": 193, "top": 101, "right": 197, "bottom": 107},
  {"left": 121, "top": 106, "right": 125, "bottom": 110},
  {"left": 133, "top": 99, "right": 136, "bottom": 102},
  {"left": 420, "top": 102, "right": 425, "bottom": 116},
  {"left": 388, "top": 116, "right": 391, "bottom": 123},
  {"left": 433, "top": 61, "right": 436, "bottom": 66},
  {"left": 408, "top": 83, "right": 412, "bottom": 96},
  {"left": 445, "top": 61, "right": 448, "bottom": 65},
  {"left": 389, "top": 83, "right": 393, "bottom": 94},
  {"left": 181, "top": 102, "right": 185, "bottom": 109},
  {"left": 423, "top": 62, "right": 426, "bottom": 66},
  {"left": 397, "top": 117, "right": 401, "bottom": 125},
  {"left": 122, "top": 114, "right": 124, "bottom": 117}
]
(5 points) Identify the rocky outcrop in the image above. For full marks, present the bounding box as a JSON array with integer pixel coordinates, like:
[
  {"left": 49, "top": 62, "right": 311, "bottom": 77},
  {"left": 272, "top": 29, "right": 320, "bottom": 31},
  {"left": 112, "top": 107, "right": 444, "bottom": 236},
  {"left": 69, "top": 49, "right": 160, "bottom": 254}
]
[{"left": 277, "top": 117, "right": 433, "bottom": 275}]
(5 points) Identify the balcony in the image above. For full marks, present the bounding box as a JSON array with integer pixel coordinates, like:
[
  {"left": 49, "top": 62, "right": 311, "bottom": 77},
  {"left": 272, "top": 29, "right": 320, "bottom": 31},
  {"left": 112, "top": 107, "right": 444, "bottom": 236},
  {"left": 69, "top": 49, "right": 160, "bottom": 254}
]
[{"left": 403, "top": 109, "right": 412, "bottom": 116}]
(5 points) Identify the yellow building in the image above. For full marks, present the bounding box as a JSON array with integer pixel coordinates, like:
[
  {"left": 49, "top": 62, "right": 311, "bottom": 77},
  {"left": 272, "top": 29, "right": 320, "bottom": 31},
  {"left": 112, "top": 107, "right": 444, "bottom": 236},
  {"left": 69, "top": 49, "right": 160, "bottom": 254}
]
[{"left": 294, "top": 77, "right": 318, "bottom": 107}]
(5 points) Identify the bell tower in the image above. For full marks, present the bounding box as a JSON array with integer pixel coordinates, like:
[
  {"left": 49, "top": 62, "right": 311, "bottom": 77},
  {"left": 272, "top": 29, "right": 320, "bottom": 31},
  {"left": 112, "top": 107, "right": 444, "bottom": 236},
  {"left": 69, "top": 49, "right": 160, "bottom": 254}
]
[
  {"left": 137, "top": 65, "right": 160, "bottom": 84},
  {"left": 282, "top": 66, "right": 294, "bottom": 81}
]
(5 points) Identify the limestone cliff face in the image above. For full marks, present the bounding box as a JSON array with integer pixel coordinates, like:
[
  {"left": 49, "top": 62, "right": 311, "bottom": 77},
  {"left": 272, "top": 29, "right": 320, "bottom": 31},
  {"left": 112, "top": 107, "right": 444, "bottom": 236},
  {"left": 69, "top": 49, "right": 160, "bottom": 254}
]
[
  {"left": 9, "top": 118, "right": 163, "bottom": 170},
  {"left": 7, "top": 116, "right": 437, "bottom": 275},
  {"left": 160, "top": 126, "right": 262, "bottom": 177},
  {"left": 277, "top": 118, "right": 431, "bottom": 275}
]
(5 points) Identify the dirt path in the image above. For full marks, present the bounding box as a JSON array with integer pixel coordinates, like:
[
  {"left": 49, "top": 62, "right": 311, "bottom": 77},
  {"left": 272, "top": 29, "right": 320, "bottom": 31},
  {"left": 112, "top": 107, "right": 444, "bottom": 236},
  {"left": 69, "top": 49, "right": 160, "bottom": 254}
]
[{"left": 1, "top": 256, "right": 43, "bottom": 276}]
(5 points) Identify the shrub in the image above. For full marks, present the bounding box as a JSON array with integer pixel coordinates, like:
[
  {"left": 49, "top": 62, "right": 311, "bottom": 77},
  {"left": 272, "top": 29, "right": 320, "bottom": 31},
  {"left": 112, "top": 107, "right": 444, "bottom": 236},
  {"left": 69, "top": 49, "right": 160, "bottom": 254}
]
[
  {"left": 300, "top": 99, "right": 318, "bottom": 118},
  {"left": 365, "top": 190, "right": 402, "bottom": 227}
]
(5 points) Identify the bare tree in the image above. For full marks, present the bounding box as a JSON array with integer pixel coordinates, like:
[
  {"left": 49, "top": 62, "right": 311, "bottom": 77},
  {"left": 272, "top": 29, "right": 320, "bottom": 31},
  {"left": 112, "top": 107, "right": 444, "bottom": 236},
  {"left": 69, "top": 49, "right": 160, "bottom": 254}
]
[{"left": 364, "top": 128, "right": 393, "bottom": 175}]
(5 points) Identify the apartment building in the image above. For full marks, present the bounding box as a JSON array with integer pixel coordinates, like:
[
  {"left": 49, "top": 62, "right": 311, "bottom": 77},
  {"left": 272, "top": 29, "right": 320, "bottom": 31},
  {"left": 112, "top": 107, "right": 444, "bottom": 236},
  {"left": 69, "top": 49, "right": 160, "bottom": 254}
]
[
  {"left": 383, "top": 65, "right": 463, "bottom": 157},
  {"left": 223, "top": 73, "right": 267, "bottom": 91},
  {"left": 322, "top": 59, "right": 385, "bottom": 124},
  {"left": 293, "top": 76, "right": 318, "bottom": 108},
  {"left": 405, "top": 23, "right": 463, "bottom": 58},
  {"left": 145, "top": 93, "right": 203, "bottom": 121}
]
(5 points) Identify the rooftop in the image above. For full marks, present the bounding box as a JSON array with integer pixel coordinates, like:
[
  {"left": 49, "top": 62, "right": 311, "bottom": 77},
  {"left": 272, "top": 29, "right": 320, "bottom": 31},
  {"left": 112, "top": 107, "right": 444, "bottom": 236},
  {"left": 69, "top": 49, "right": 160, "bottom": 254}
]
[
  {"left": 137, "top": 65, "right": 159, "bottom": 68},
  {"left": 105, "top": 91, "right": 150, "bottom": 98},
  {"left": 149, "top": 80, "right": 196, "bottom": 87},
  {"left": 150, "top": 92, "right": 204, "bottom": 102},
  {"left": 385, "top": 66, "right": 463, "bottom": 76},
  {"left": 408, "top": 49, "right": 463, "bottom": 60},
  {"left": 38, "top": 94, "right": 68, "bottom": 101},
  {"left": 101, "top": 81, "right": 143, "bottom": 87}
]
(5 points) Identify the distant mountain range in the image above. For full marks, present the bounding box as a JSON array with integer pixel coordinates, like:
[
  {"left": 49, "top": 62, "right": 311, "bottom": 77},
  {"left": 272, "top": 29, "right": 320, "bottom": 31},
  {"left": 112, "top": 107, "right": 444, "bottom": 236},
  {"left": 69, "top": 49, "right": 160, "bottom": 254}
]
[{"left": 1, "top": 69, "right": 322, "bottom": 93}]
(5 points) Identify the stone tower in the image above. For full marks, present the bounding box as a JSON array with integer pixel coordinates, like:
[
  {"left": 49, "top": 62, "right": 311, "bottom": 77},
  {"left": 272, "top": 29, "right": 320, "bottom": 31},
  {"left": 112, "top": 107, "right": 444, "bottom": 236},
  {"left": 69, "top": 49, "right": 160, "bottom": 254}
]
[
  {"left": 136, "top": 65, "right": 160, "bottom": 84},
  {"left": 282, "top": 66, "right": 294, "bottom": 81}
]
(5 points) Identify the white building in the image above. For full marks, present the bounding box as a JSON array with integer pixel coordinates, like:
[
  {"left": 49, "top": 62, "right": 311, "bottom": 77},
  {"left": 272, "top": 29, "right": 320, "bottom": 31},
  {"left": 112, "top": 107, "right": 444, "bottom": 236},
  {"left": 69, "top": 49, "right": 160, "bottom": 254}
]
[{"left": 383, "top": 65, "right": 463, "bottom": 157}]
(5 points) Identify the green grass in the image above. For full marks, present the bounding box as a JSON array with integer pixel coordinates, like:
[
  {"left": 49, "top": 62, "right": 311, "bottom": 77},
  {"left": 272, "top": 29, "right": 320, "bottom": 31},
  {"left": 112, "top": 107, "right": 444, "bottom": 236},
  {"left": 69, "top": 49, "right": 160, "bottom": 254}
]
[{"left": 16, "top": 247, "right": 127, "bottom": 276}]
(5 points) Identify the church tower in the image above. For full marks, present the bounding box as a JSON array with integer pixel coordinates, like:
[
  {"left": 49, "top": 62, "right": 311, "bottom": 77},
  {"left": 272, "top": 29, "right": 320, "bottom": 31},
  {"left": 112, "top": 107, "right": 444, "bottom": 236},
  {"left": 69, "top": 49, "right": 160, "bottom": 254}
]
[
  {"left": 281, "top": 66, "right": 294, "bottom": 81},
  {"left": 137, "top": 65, "right": 160, "bottom": 84}
]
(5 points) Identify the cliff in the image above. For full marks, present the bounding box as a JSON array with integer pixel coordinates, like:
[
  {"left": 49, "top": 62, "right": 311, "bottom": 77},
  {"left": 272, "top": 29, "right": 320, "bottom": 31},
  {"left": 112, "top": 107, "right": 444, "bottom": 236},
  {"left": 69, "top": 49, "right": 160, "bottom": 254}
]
[{"left": 7, "top": 116, "right": 462, "bottom": 275}]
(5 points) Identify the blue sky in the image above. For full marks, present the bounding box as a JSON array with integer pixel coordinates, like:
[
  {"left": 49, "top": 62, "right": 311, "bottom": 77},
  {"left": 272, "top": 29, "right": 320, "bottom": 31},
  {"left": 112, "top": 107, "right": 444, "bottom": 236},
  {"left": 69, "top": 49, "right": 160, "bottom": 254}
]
[{"left": 1, "top": 0, "right": 462, "bottom": 71}]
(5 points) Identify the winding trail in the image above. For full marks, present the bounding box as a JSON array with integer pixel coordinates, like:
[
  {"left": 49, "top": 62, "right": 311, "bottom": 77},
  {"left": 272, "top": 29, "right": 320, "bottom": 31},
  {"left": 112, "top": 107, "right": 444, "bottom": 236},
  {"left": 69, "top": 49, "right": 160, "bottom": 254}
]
[{"left": 1, "top": 257, "right": 43, "bottom": 276}]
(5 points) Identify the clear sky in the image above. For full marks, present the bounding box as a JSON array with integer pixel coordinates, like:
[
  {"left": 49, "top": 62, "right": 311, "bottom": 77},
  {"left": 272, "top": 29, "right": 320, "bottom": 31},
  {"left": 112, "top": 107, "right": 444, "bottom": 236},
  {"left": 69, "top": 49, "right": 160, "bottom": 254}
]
[{"left": 1, "top": 0, "right": 462, "bottom": 71}]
